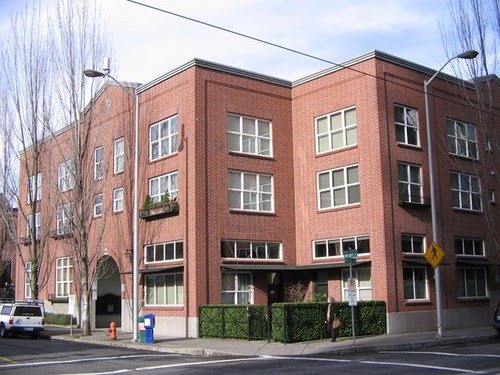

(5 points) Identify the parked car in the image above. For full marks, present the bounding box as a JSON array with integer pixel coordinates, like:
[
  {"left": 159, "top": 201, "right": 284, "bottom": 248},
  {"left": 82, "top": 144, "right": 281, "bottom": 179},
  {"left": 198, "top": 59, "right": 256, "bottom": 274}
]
[
  {"left": 493, "top": 301, "right": 500, "bottom": 335},
  {"left": 0, "top": 299, "right": 45, "bottom": 339}
]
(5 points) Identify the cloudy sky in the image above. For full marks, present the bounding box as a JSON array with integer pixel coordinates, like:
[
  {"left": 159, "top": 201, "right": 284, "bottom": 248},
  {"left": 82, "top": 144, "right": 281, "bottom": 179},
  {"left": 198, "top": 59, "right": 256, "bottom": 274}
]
[{"left": 0, "top": 0, "right": 453, "bottom": 85}]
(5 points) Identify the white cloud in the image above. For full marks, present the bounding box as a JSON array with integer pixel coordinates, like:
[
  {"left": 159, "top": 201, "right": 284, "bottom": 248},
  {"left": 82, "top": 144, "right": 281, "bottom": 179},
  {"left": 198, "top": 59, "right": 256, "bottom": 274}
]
[{"left": 0, "top": 0, "right": 453, "bottom": 84}]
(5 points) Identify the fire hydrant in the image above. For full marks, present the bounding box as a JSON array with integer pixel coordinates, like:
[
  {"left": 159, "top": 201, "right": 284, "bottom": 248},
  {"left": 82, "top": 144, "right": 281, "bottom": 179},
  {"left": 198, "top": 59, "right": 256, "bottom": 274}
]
[{"left": 108, "top": 322, "right": 117, "bottom": 340}]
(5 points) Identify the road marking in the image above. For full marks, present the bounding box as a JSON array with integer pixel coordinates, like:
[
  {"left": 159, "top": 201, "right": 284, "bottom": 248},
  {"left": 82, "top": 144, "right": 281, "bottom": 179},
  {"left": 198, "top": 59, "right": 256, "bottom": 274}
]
[
  {"left": 0, "top": 356, "right": 17, "bottom": 364},
  {"left": 359, "top": 359, "right": 485, "bottom": 373},
  {"left": 137, "top": 357, "right": 274, "bottom": 371},
  {"left": 0, "top": 354, "right": 168, "bottom": 369},
  {"left": 381, "top": 351, "right": 500, "bottom": 358}
]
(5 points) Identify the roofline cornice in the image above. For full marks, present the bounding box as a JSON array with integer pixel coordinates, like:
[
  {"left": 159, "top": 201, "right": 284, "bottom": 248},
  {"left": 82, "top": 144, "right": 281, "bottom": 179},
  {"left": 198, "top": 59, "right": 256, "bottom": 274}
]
[
  {"left": 291, "top": 50, "right": 477, "bottom": 90},
  {"left": 137, "top": 58, "right": 292, "bottom": 93}
]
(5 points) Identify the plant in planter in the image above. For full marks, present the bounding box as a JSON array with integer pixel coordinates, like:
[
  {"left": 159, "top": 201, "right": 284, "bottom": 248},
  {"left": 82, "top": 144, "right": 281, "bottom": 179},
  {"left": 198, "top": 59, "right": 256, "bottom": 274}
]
[{"left": 142, "top": 195, "right": 153, "bottom": 210}]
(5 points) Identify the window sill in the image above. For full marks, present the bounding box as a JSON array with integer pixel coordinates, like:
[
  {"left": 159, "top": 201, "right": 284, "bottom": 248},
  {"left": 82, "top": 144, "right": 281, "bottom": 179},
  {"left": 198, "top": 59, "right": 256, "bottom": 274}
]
[
  {"left": 228, "top": 151, "right": 275, "bottom": 161},
  {"left": 452, "top": 208, "right": 483, "bottom": 215},
  {"left": 229, "top": 209, "right": 276, "bottom": 216},
  {"left": 404, "top": 299, "right": 431, "bottom": 306},
  {"left": 315, "top": 144, "right": 358, "bottom": 158},
  {"left": 396, "top": 142, "right": 422, "bottom": 151},
  {"left": 317, "top": 203, "right": 361, "bottom": 213}
]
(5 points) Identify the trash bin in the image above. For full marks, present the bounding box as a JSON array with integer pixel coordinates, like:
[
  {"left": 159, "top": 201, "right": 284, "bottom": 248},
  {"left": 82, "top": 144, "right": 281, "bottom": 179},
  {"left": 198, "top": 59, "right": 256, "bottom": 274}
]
[
  {"left": 138, "top": 315, "right": 146, "bottom": 343},
  {"left": 144, "top": 313, "right": 155, "bottom": 344}
]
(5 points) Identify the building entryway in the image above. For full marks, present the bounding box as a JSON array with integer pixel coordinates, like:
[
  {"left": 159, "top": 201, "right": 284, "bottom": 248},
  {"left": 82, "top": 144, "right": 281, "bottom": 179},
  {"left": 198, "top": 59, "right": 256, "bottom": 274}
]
[{"left": 94, "top": 256, "right": 121, "bottom": 328}]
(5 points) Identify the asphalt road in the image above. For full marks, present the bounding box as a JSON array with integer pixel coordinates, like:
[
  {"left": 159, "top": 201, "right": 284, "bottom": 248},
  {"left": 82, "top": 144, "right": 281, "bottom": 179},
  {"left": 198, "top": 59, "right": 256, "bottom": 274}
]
[{"left": 0, "top": 335, "right": 499, "bottom": 374}]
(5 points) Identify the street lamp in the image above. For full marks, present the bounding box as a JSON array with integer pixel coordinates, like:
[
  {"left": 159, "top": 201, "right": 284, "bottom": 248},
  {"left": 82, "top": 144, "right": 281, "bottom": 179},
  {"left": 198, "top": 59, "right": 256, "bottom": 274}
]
[
  {"left": 424, "top": 49, "right": 478, "bottom": 338},
  {"left": 83, "top": 64, "right": 140, "bottom": 342}
]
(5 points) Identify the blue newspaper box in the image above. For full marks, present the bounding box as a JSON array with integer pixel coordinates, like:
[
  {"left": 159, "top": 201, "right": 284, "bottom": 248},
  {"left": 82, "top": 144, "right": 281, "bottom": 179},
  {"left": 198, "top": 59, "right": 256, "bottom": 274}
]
[{"left": 143, "top": 314, "right": 155, "bottom": 344}]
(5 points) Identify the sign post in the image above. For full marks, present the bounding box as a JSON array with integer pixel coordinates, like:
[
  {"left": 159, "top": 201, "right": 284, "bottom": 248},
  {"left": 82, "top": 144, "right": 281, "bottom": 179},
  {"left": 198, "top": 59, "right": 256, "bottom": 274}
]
[
  {"left": 68, "top": 294, "right": 75, "bottom": 336},
  {"left": 344, "top": 248, "right": 358, "bottom": 346}
]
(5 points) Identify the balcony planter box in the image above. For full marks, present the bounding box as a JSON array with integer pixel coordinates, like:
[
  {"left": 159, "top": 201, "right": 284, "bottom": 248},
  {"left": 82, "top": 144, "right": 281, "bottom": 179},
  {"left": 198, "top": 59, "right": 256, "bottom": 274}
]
[{"left": 140, "top": 200, "right": 179, "bottom": 220}]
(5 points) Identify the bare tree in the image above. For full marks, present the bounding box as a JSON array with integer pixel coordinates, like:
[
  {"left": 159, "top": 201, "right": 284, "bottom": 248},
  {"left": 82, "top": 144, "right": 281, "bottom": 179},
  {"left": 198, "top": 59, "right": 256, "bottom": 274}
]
[
  {"left": 440, "top": 0, "right": 500, "bottom": 269},
  {"left": 0, "top": 1, "right": 55, "bottom": 300},
  {"left": 50, "top": 0, "right": 112, "bottom": 336}
]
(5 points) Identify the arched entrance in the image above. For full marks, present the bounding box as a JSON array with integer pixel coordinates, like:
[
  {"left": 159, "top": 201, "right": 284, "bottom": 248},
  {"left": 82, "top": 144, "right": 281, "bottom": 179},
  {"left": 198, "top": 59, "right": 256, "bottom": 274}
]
[{"left": 94, "top": 256, "right": 121, "bottom": 328}]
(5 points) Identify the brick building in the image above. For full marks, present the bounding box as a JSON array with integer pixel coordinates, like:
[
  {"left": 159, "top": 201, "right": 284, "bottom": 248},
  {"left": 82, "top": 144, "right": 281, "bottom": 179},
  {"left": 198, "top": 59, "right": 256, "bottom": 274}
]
[{"left": 16, "top": 51, "right": 500, "bottom": 337}]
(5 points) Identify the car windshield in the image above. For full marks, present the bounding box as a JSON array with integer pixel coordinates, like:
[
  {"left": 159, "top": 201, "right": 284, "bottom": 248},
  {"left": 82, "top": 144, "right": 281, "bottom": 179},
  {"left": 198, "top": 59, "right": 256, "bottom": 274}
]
[{"left": 13, "top": 306, "right": 42, "bottom": 317}]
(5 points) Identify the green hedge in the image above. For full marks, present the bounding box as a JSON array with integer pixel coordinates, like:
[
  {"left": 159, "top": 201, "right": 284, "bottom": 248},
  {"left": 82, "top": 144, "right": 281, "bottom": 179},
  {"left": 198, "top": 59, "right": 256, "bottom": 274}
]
[
  {"left": 199, "top": 305, "right": 267, "bottom": 339},
  {"left": 45, "top": 312, "right": 77, "bottom": 326},
  {"left": 271, "top": 301, "right": 386, "bottom": 343},
  {"left": 199, "top": 301, "right": 386, "bottom": 343}
]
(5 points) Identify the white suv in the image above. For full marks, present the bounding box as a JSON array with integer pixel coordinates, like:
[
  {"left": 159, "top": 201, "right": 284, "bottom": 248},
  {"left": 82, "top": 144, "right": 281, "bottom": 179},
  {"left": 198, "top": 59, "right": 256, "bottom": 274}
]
[{"left": 0, "top": 300, "right": 45, "bottom": 339}]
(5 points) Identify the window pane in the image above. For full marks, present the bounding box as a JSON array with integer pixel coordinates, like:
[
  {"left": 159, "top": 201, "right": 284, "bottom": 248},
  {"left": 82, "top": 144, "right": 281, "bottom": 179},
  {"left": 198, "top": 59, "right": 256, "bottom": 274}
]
[
  {"left": 315, "top": 242, "right": 326, "bottom": 257},
  {"left": 345, "top": 109, "right": 356, "bottom": 126}
]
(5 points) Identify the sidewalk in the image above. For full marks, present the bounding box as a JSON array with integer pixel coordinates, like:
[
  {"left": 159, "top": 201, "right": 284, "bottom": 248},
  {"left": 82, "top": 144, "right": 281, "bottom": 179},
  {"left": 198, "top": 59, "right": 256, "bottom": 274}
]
[{"left": 43, "top": 325, "right": 497, "bottom": 357}]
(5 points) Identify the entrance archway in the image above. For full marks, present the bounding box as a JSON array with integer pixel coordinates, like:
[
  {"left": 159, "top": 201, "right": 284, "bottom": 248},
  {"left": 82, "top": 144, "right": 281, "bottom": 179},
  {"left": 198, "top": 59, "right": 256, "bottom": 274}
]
[{"left": 94, "top": 256, "right": 121, "bottom": 328}]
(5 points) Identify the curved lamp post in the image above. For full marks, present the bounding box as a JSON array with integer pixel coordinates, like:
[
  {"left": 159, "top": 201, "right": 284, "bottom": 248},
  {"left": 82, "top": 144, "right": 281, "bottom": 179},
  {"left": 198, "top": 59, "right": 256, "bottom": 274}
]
[
  {"left": 424, "top": 49, "right": 478, "bottom": 338},
  {"left": 83, "top": 65, "right": 140, "bottom": 342}
]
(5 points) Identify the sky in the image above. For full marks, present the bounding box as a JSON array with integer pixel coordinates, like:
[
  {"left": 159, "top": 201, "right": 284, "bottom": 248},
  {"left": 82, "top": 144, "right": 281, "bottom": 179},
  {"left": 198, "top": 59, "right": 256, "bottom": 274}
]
[{"left": 0, "top": 0, "right": 453, "bottom": 86}]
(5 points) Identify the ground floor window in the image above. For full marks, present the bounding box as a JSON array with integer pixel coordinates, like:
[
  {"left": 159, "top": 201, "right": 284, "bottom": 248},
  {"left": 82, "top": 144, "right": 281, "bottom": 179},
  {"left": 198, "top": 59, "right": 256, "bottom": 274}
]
[
  {"left": 342, "top": 268, "right": 372, "bottom": 301},
  {"left": 25, "top": 262, "right": 32, "bottom": 299},
  {"left": 145, "top": 273, "right": 184, "bottom": 306},
  {"left": 457, "top": 267, "right": 487, "bottom": 298},
  {"left": 56, "top": 257, "right": 73, "bottom": 297},
  {"left": 403, "top": 266, "right": 428, "bottom": 300},
  {"left": 221, "top": 272, "right": 252, "bottom": 304}
]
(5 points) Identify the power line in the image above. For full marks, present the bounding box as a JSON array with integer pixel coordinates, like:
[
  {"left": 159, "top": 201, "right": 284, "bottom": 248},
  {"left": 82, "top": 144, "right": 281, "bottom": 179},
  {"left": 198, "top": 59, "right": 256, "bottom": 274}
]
[{"left": 125, "top": 0, "right": 497, "bottom": 118}]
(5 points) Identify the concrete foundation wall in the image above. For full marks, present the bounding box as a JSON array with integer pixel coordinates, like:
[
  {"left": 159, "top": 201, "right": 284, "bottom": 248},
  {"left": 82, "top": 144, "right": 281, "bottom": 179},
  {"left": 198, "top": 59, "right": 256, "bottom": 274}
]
[{"left": 388, "top": 307, "right": 491, "bottom": 334}]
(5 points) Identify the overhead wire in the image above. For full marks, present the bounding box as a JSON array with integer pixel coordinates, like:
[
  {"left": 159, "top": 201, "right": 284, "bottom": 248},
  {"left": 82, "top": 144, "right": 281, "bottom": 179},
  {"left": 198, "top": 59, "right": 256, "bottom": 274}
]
[{"left": 125, "top": 0, "right": 497, "bottom": 118}]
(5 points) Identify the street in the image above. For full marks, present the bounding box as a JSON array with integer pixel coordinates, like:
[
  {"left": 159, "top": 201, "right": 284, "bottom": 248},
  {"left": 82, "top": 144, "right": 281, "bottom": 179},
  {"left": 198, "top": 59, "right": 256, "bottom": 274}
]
[{"left": 0, "top": 336, "right": 499, "bottom": 374}]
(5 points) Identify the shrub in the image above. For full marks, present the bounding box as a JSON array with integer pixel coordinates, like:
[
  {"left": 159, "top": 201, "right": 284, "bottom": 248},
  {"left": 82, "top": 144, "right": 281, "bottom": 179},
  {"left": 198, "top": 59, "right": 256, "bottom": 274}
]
[{"left": 45, "top": 312, "right": 77, "bottom": 326}]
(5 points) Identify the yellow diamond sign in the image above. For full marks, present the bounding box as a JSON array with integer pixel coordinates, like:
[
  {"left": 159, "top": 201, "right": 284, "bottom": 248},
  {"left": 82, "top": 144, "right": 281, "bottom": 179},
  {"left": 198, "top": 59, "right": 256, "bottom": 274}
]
[{"left": 425, "top": 242, "right": 445, "bottom": 268}]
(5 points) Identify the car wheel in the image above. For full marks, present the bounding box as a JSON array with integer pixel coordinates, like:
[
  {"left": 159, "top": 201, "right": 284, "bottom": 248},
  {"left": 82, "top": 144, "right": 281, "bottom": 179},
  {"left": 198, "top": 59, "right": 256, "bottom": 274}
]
[{"left": 0, "top": 324, "right": 7, "bottom": 338}]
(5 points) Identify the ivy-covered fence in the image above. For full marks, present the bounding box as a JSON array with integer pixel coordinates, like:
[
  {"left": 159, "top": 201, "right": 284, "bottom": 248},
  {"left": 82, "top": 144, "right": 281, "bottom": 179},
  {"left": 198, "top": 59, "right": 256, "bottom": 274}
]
[
  {"left": 199, "top": 305, "right": 268, "bottom": 339},
  {"left": 199, "top": 301, "right": 386, "bottom": 343}
]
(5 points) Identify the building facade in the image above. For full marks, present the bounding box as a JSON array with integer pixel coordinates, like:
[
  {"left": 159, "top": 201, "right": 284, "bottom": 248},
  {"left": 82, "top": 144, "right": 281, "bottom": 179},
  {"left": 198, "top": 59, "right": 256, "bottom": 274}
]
[{"left": 16, "top": 51, "right": 500, "bottom": 336}]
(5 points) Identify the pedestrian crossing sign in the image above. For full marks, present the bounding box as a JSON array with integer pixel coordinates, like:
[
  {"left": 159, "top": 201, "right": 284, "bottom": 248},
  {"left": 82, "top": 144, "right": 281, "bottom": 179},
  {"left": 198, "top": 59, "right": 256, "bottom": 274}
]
[{"left": 424, "top": 242, "right": 445, "bottom": 268}]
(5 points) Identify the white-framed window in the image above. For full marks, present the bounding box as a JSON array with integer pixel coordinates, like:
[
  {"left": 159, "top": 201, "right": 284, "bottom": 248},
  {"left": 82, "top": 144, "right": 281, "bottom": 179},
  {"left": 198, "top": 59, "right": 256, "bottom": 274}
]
[
  {"left": 317, "top": 165, "right": 360, "bottom": 210},
  {"left": 402, "top": 234, "right": 425, "bottom": 254},
  {"left": 25, "top": 262, "right": 32, "bottom": 299},
  {"left": 221, "top": 240, "right": 282, "bottom": 260},
  {"left": 145, "top": 241, "right": 183, "bottom": 263},
  {"left": 57, "top": 202, "right": 73, "bottom": 235},
  {"left": 113, "top": 187, "right": 124, "bottom": 212},
  {"left": 398, "top": 163, "right": 422, "bottom": 203},
  {"left": 28, "top": 173, "right": 42, "bottom": 202},
  {"left": 150, "top": 115, "right": 178, "bottom": 161},
  {"left": 227, "top": 114, "right": 272, "bottom": 157},
  {"left": 145, "top": 273, "right": 184, "bottom": 306},
  {"left": 403, "top": 266, "right": 428, "bottom": 300},
  {"left": 58, "top": 160, "right": 75, "bottom": 192},
  {"left": 451, "top": 172, "right": 482, "bottom": 211},
  {"left": 313, "top": 235, "right": 369, "bottom": 259},
  {"left": 94, "top": 146, "right": 103, "bottom": 180},
  {"left": 149, "top": 172, "right": 178, "bottom": 203},
  {"left": 56, "top": 257, "right": 73, "bottom": 298},
  {"left": 228, "top": 171, "right": 273, "bottom": 212},
  {"left": 315, "top": 106, "right": 357, "bottom": 154},
  {"left": 342, "top": 268, "right": 372, "bottom": 301},
  {"left": 114, "top": 137, "right": 124, "bottom": 174},
  {"left": 455, "top": 238, "right": 484, "bottom": 256},
  {"left": 26, "top": 212, "right": 41, "bottom": 240},
  {"left": 221, "top": 272, "right": 252, "bottom": 304},
  {"left": 94, "top": 193, "right": 103, "bottom": 217},
  {"left": 395, "top": 105, "right": 419, "bottom": 146},
  {"left": 447, "top": 119, "right": 477, "bottom": 159},
  {"left": 457, "top": 267, "right": 487, "bottom": 298}
]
